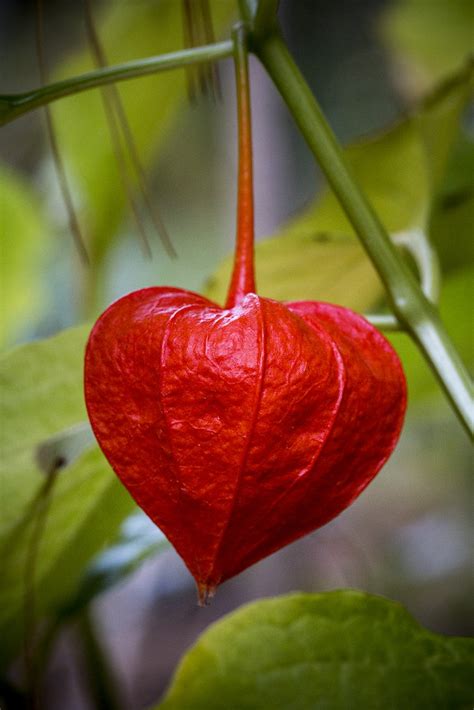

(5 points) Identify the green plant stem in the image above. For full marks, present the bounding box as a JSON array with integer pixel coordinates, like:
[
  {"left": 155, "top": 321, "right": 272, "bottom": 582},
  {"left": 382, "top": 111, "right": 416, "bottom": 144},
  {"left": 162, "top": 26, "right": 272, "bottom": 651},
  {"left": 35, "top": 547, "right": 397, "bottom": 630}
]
[
  {"left": 392, "top": 229, "right": 441, "bottom": 304},
  {"left": 0, "top": 41, "right": 233, "bottom": 126},
  {"left": 364, "top": 228, "right": 440, "bottom": 333},
  {"left": 257, "top": 31, "right": 472, "bottom": 435},
  {"left": 253, "top": 0, "right": 280, "bottom": 39},
  {"left": 366, "top": 314, "right": 400, "bottom": 331}
]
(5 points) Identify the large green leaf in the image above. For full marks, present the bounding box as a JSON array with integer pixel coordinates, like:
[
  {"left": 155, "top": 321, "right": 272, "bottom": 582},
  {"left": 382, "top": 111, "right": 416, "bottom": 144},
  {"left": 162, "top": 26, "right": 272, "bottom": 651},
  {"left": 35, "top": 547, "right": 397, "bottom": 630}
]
[
  {"left": 52, "top": 0, "right": 235, "bottom": 266},
  {"left": 0, "top": 326, "right": 135, "bottom": 667},
  {"left": 380, "top": 0, "right": 474, "bottom": 91},
  {"left": 159, "top": 591, "right": 473, "bottom": 710},
  {"left": 204, "top": 64, "right": 472, "bottom": 307},
  {"left": 0, "top": 164, "right": 51, "bottom": 347}
]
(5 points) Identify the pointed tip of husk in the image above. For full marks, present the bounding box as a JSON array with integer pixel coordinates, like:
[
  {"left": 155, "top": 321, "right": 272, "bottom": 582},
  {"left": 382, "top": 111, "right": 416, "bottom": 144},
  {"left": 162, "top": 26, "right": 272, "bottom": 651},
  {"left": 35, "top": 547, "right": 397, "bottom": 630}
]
[{"left": 197, "top": 582, "right": 217, "bottom": 607}]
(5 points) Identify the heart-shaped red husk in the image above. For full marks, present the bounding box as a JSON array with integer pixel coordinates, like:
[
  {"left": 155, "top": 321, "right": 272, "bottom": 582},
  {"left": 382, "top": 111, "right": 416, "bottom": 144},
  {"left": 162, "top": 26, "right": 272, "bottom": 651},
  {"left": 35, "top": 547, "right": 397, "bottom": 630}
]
[
  {"left": 84, "top": 288, "right": 406, "bottom": 599},
  {"left": 84, "top": 34, "right": 406, "bottom": 602}
]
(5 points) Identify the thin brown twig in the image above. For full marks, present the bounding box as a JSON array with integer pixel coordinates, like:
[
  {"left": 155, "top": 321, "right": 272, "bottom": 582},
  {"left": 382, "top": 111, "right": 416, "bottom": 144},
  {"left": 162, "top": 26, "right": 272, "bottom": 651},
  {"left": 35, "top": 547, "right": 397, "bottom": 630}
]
[
  {"left": 84, "top": 0, "right": 176, "bottom": 258},
  {"left": 182, "top": 0, "right": 220, "bottom": 102},
  {"left": 35, "top": 0, "right": 89, "bottom": 265},
  {"left": 185, "top": 0, "right": 207, "bottom": 97},
  {"left": 182, "top": 0, "right": 198, "bottom": 102},
  {"left": 83, "top": 0, "right": 153, "bottom": 259},
  {"left": 195, "top": 4, "right": 210, "bottom": 97},
  {"left": 199, "top": 0, "right": 222, "bottom": 100}
]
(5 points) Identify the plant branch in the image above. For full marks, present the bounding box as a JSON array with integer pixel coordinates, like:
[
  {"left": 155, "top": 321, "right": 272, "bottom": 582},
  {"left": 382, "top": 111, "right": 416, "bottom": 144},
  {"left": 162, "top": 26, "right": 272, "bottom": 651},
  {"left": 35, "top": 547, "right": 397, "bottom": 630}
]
[
  {"left": 365, "top": 314, "right": 400, "bottom": 331},
  {"left": 253, "top": 0, "right": 280, "bottom": 39},
  {"left": 238, "top": 0, "right": 279, "bottom": 40},
  {"left": 364, "top": 229, "right": 440, "bottom": 333},
  {"left": 257, "top": 32, "right": 472, "bottom": 435},
  {"left": 0, "top": 40, "right": 233, "bottom": 126},
  {"left": 392, "top": 229, "right": 441, "bottom": 305}
]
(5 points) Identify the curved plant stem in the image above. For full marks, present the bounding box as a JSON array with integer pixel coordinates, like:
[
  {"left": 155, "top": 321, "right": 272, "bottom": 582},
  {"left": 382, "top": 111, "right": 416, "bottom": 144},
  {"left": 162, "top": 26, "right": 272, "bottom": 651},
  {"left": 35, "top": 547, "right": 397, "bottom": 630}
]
[
  {"left": 256, "top": 31, "right": 472, "bottom": 436},
  {"left": 366, "top": 229, "right": 441, "bottom": 331},
  {"left": 392, "top": 229, "right": 441, "bottom": 305},
  {"left": 0, "top": 41, "right": 233, "bottom": 126}
]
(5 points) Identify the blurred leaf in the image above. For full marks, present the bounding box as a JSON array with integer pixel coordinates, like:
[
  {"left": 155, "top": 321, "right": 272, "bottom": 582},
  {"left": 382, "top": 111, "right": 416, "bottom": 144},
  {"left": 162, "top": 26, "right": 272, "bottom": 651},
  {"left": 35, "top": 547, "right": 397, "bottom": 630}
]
[
  {"left": 439, "top": 268, "right": 474, "bottom": 365},
  {"left": 380, "top": 0, "right": 474, "bottom": 93},
  {"left": 58, "top": 511, "right": 169, "bottom": 619},
  {"left": 389, "top": 265, "right": 474, "bottom": 401},
  {"left": 416, "top": 64, "right": 473, "bottom": 188},
  {"left": 296, "top": 62, "right": 472, "bottom": 236},
  {"left": 206, "top": 233, "right": 381, "bottom": 309},
  {"left": 0, "top": 164, "right": 51, "bottom": 347},
  {"left": 52, "top": 0, "right": 235, "bottom": 267},
  {"left": 0, "top": 326, "right": 88, "bottom": 528},
  {"left": 158, "top": 591, "right": 473, "bottom": 710},
  {"left": 0, "top": 326, "right": 135, "bottom": 668},
  {"left": 430, "top": 134, "right": 474, "bottom": 273},
  {"left": 315, "top": 124, "right": 426, "bottom": 234},
  {"left": 205, "top": 64, "right": 472, "bottom": 307}
]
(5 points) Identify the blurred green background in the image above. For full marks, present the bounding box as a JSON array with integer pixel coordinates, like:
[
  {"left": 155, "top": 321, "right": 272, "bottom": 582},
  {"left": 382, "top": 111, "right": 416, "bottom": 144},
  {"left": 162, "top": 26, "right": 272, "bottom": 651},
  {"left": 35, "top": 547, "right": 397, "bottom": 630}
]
[{"left": 0, "top": 1, "right": 472, "bottom": 708}]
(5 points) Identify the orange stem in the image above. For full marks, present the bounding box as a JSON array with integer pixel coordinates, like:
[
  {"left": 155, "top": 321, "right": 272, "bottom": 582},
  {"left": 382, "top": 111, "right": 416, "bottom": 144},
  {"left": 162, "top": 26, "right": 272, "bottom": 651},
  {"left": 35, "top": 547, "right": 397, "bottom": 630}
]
[{"left": 225, "top": 24, "right": 256, "bottom": 308}]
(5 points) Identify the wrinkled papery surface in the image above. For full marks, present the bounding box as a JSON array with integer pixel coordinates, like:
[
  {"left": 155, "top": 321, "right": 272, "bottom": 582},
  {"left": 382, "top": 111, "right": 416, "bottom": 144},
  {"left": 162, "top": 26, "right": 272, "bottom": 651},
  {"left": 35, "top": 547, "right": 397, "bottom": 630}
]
[{"left": 84, "top": 287, "right": 406, "bottom": 591}]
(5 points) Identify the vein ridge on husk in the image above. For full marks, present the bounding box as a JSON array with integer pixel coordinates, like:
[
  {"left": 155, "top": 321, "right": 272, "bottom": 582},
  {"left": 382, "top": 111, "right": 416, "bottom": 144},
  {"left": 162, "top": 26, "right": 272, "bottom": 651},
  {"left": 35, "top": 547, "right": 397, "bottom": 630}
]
[{"left": 209, "top": 295, "right": 266, "bottom": 583}]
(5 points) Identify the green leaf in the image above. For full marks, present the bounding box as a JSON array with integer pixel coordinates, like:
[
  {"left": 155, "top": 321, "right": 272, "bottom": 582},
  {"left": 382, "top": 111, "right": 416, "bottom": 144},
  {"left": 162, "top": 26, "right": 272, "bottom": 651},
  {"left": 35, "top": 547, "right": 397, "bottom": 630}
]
[
  {"left": 439, "top": 268, "right": 474, "bottom": 365},
  {"left": 204, "top": 64, "right": 472, "bottom": 307},
  {"left": 158, "top": 591, "right": 473, "bottom": 710},
  {"left": 0, "top": 164, "right": 52, "bottom": 347},
  {"left": 52, "top": 0, "right": 235, "bottom": 266},
  {"left": 380, "top": 0, "right": 474, "bottom": 91},
  {"left": 0, "top": 326, "right": 135, "bottom": 668},
  {"left": 430, "top": 134, "right": 474, "bottom": 273},
  {"left": 0, "top": 326, "right": 88, "bottom": 528}
]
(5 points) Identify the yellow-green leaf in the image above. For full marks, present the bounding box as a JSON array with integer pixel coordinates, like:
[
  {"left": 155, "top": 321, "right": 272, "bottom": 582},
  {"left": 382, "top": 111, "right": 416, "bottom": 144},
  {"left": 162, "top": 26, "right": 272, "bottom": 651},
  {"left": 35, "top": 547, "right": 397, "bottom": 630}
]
[
  {"left": 430, "top": 134, "right": 474, "bottom": 273},
  {"left": 0, "top": 164, "right": 51, "bottom": 347},
  {"left": 380, "top": 0, "right": 474, "bottom": 92},
  {"left": 0, "top": 326, "right": 134, "bottom": 668},
  {"left": 158, "top": 591, "right": 473, "bottom": 710}
]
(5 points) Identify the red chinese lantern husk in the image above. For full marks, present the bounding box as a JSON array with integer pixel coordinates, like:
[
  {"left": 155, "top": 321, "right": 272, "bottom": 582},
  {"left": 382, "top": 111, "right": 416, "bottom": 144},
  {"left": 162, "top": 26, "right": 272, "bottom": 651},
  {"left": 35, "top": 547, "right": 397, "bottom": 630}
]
[{"left": 84, "top": 32, "right": 406, "bottom": 604}]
